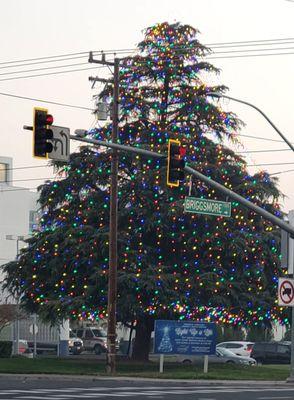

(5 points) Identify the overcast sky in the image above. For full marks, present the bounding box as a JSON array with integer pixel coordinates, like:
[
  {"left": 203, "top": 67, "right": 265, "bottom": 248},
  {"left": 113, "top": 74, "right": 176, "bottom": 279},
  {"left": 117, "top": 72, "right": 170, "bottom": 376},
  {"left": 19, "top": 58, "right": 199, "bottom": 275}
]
[{"left": 0, "top": 0, "right": 293, "bottom": 213}]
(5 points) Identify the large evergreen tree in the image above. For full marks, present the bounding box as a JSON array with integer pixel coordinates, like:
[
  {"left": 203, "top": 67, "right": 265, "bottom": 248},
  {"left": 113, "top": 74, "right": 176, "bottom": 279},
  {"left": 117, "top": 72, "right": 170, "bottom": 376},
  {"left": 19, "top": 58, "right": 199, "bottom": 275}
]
[{"left": 4, "top": 22, "right": 286, "bottom": 361}]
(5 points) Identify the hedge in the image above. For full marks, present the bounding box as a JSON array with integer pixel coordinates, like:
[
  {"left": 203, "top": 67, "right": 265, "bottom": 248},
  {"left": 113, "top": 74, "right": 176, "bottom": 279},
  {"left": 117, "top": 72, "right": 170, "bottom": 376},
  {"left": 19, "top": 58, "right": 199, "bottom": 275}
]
[{"left": 0, "top": 341, "right": 12, "bottom": 357}]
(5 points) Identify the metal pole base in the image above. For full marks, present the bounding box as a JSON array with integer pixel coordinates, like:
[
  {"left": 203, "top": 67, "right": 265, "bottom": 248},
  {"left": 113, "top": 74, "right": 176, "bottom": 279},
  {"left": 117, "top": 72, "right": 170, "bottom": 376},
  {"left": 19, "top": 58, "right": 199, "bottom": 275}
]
[{"left": 59, "top": 340, "right": 69, "bottom": 357}]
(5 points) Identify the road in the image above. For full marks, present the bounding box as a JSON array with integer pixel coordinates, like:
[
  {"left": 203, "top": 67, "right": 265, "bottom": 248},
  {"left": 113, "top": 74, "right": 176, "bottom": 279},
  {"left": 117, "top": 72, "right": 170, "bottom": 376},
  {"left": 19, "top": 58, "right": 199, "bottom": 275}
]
[{"left": 0, "top": 378, "right": 294, "bottom": 400}]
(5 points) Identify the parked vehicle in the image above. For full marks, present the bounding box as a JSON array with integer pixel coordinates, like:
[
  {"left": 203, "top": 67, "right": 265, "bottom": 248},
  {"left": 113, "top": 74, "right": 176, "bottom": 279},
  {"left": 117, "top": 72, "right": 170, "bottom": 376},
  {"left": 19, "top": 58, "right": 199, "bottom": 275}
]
[
  {"left": 73, "top": 326, "right": 119, "bottom": 355},
  {"left": 18, "top": 339, "right": 29, "bottom": 354},
  {"left": 251, "top": 342, "right": 291, "bottom": 364},
  {"left": 27, "top": 334, "right": 83, "bottom": 355},
  {"left": 216, "top": 341, "right": 254, "bottom": 357},
  {"left": 27, "top": 341, "right": 57, "bottom": 354},
  {"left": 177, "top": 347, "right": 256, "bottom": 366},
  {"left": 68, "top": 331, "right": 83, "bottom": 355}
]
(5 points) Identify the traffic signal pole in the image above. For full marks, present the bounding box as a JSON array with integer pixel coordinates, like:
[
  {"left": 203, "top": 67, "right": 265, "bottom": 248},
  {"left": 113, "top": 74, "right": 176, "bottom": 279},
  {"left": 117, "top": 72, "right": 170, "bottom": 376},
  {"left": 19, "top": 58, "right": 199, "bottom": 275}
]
[{"left": 70, "top": 134, "right": 294, "bottom": 237}]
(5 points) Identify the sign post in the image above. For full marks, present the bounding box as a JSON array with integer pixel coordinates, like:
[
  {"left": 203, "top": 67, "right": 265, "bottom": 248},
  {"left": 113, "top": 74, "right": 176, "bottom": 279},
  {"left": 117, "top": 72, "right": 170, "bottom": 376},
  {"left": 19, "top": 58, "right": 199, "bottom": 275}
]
[
  {"left": 159, "top": 354, "right": 164, "bottom": 373},
  {"left": 184, "top": 196, "right": 231, "bottom": 217},
  {"left": 29, "top": 314, "right": 38, "bottom": 358},
  {"left": 288, "top": 211, "right": 294, "bottom": 383}
]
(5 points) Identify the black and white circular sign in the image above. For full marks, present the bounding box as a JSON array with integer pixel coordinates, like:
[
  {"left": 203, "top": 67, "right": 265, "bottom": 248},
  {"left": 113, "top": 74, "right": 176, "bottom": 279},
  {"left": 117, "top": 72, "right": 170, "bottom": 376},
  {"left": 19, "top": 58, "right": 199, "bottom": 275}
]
[{"left": 278, "top": 278, "right": 294, "bottom": 306}]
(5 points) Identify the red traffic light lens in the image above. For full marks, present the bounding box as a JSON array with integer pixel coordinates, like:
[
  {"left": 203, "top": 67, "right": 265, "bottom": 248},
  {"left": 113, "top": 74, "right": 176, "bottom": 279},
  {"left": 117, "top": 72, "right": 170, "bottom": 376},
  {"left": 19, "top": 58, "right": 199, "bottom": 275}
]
[
  {"left": 46, "top": 114, "right": 53, "bottom": 125},
  {"left": 179, "top": 147, "right": 186, "bottom": 157}
]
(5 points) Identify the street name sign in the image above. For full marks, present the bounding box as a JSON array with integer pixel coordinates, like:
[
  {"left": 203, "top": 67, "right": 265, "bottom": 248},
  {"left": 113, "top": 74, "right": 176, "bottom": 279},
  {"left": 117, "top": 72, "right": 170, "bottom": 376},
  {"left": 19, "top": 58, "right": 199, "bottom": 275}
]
[
  {"left": 48, "top": 126, "right": 70, "bottom": 162},
  {"left": 184, "top": 196, "right": 231, "bottom": 217},
  {"left": 278, "top": 277, "right": 294, "bottom": 306}
]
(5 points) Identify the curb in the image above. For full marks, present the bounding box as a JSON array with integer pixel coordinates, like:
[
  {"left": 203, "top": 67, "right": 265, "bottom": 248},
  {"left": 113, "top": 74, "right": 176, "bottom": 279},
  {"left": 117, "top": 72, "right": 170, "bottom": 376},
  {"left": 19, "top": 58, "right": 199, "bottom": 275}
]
[{"left": 0, "top": 374, "right": 291, "bottom": 386}]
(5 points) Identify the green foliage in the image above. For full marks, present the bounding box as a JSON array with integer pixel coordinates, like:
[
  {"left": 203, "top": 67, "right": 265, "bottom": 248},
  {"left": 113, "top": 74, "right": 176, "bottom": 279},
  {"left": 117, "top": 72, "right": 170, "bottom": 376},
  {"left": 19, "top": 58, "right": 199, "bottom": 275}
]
[
  {"left": 0, "top": 341, "right": 12, "bottom": 358},
  {"left": 246, "top": 326, "right": 274, "bottom": 342},
  {"left": 3, "top": 22, "right": 286, "bottom": 330},
  {"left": 216, "top": 326, "right": 245, "bottom": 342}
]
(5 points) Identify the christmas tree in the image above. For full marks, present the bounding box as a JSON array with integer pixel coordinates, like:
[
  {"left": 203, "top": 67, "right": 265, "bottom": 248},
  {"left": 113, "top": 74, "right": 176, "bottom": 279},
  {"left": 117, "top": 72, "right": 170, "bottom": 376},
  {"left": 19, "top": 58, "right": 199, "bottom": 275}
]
[{"left": 3, "top": 22, "right": 286, "bottom": 361}]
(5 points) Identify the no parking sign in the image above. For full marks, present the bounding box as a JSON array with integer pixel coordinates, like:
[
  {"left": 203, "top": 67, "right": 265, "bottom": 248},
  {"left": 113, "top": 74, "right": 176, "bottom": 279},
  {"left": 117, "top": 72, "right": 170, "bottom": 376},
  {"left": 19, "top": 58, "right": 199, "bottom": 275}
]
[{"left": 278, "top": 277, "right": 294, "bottom": 306}]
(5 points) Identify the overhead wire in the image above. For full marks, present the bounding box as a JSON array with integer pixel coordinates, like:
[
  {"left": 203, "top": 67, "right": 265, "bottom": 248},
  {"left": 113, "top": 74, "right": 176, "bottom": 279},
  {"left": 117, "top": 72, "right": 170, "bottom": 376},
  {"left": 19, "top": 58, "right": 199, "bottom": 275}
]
[
  {"left": 0, "top": 62, "right": 90, "bottom": 77},
  {"left": 0, "top": 39, "right": 292, "bottom": 177},
  {"left": 247, "top": 162, "right": 294, "bottom": 166},
  {"left": 0, "top": 55, "right": 90, "bottom": 70},
  {"left": 0, "top": 38, "right": 294, "bottom": 73},
  {"left": 0, "top": 66, "right": 103, "bottom": 82},
  {"left": 237, "top": 134, "right": 294, "bottom": 144},
  {"left": 270, "top": 168, "right": 294, "bottom": 176},
  {"left": 1, "top": 161, "right": 294, "bottom": 192},
  {"left": 4, "top": 177, "right": 62, "bottom": 184},
  {"left": 0, "top": 91, "right": 94, "bottom": 111},
  {"left": 236, "top": 148, "right": 291, "bottom": 154}
]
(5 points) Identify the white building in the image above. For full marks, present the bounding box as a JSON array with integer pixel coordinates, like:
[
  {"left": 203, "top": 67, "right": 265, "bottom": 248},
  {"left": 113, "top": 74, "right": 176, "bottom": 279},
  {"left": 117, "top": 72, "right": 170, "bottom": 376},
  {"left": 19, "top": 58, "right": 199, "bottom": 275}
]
[{"left": 0, "top": 156, "right": 39, "bottom": 304}]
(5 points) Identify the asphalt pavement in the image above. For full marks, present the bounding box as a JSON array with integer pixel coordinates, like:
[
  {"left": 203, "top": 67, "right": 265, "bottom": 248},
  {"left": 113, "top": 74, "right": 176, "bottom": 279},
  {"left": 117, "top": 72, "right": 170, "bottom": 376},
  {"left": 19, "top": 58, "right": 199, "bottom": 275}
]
[{"left": 0, "top": 376, "right": 294, "bottom": 400}]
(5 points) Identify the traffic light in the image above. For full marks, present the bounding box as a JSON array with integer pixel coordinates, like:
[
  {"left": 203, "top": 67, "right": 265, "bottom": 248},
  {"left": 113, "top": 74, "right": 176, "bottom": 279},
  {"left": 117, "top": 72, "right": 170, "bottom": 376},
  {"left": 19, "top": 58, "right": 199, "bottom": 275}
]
[
  {"left": 167, "top": 139, "right": 186, "bottom": 187},
  {"left": 33, "top": 107, "right": 54, "bottom": 158}
]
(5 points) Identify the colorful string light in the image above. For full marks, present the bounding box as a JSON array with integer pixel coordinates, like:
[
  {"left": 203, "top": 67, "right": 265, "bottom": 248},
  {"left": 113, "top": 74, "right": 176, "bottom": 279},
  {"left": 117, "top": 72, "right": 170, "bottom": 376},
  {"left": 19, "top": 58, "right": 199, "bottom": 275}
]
[{"left": 3, "top": 22, "right": 287, "bottom": 329}]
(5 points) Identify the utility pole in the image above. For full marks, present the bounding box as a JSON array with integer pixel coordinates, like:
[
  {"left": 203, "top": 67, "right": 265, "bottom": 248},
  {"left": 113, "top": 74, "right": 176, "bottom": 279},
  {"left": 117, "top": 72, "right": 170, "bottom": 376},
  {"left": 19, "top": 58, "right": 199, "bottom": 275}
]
[
  {"left": 88, "top": 53, "right": 119, "bottom": 374},
  {"left": 107, "top": 58, "right": 119, "bottom": 374}
]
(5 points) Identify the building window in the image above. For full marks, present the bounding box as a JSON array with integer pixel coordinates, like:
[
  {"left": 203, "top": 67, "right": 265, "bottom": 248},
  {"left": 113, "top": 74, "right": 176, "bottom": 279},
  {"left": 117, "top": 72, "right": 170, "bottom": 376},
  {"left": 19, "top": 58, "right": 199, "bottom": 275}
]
[
  {"left": 29, "top": 211, "right": 38, "bottom": 232},
  {"left": 0, "top": 163, "right": 8, "bottom": 183}
]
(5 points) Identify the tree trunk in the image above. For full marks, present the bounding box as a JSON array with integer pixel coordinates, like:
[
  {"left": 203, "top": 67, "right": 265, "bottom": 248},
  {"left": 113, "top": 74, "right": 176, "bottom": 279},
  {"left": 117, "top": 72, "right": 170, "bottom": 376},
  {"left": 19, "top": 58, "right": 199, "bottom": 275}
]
[{"left": 131, "top": 316, "right": 154, "bottom": 361}]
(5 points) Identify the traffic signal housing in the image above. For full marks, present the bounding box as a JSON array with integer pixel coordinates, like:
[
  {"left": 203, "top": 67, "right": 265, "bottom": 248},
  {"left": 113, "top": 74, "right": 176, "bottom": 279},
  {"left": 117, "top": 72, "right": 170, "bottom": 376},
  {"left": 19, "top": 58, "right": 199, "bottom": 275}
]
[
  {"left": 167, "top": 139, "right": 186, "bottom": 187},
  {"left": 33, "top": 107, "right": 54, "bottom": 158}
]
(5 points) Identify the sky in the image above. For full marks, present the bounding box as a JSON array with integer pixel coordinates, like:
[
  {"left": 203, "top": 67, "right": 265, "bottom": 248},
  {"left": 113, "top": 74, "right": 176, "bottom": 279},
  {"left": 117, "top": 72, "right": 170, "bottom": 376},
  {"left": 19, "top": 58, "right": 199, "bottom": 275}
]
[{"left": 0, "top": 0, "right": 294, "bottom": 213}]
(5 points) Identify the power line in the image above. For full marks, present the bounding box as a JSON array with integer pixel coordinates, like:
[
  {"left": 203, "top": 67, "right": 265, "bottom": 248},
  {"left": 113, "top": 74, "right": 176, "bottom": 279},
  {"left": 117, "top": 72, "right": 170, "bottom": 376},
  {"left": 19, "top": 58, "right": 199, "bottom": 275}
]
[
  {"left": 0, "top": 90, "right": 293, "bottom": 145},
  {"left": 0, "top": 90, "right": 293, "bottom": 146},
  {"left": 0, "top": 46, "right": 293, "bottom": 84},
  {"left": 236, "top": 148, "right": 291, "bottom": 154},
  {"left": 0, "top": 91, "right": 94, "bottom": 111},
  {"left": 0, "top": 55, "right": 90, "bottom": 71},
  {"left": 1, "top": 164, "right": 294, "bottom": 193},
  {"left": 0, "top": 187, "right": 39, "bottom": 193},
  {"left": 237, "top": 133, "right": 293, "bottom": 144},
  {"left": 0, "top": 51, "right": 92, "bottom": 66},
  {"left": 2, "top": 165, "right": 51, "bottom": 172},
  {"left": 212, "top": 46, "right": 294, "bottom": 55},
  {"left": 207, "top": 51, "right": 294, "bottom": 60},
  {"left": 5, "top": 177, "right": 60, "bottom": 184},
  {"left": 1, "top": 38, "right": 294, "bottom": 68},
  {"left": 247, "top": 162, "right": 294, "bottom": 166},
  {"left": 0, "top": 62, "right": 90, "bottom": 77},
  {"left": 206, "top": 37, "right": 294, "bottom": 47},
  {"left": 0, "top": 66, "right": 102, "bottom": 82},
  {"left": 270, "top": 168, "right": 294, "bottom": 176},
  {"left": 209, "top": 40, "right": 294, "bottom": 49}
]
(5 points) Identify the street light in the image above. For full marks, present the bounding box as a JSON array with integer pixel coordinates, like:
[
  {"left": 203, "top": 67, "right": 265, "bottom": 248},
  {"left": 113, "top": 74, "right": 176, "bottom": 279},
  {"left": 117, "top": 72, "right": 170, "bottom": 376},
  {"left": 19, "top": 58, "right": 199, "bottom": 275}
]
[
  {"left": 5, "top": 234, "right": 28, "bottom": 355},
  {"left": 206, "top": 92, "right": 294, "bottom": 153},
  {"left": 208, "top": 92, "right": 294, "bottom": 382}
]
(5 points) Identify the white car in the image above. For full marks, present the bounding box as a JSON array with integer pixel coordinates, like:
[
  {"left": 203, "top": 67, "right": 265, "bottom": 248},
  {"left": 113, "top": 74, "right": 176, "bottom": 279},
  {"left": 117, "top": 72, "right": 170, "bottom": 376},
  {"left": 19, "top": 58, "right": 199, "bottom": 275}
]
[
  {"left": 216, "top": 341, "right": 254, "bottom": 357},
  {"left": 177, "top": 347, "right": 256, "bottom": 366}
]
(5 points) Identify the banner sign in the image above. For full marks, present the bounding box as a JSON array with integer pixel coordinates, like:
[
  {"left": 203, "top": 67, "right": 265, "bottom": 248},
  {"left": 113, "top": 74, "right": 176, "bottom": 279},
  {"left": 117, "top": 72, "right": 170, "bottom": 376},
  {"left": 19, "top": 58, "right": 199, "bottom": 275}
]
[{"left": 154, "top": 320, "right": 216, "bottom": 355}]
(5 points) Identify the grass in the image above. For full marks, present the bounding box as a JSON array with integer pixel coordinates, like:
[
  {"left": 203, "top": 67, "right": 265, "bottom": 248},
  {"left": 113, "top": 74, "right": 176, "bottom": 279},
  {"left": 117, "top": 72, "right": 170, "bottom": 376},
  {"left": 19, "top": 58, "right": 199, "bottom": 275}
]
[{"left": 0, "top": 357, "right": 291, "bottom": 380}]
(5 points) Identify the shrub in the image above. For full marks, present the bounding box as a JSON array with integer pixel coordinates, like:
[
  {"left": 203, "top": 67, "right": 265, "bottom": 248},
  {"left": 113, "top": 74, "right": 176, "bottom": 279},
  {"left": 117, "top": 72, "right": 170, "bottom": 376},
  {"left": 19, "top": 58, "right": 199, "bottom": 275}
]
[{"left": 0, "top": 341, "right": 12, "bottom": 357}]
